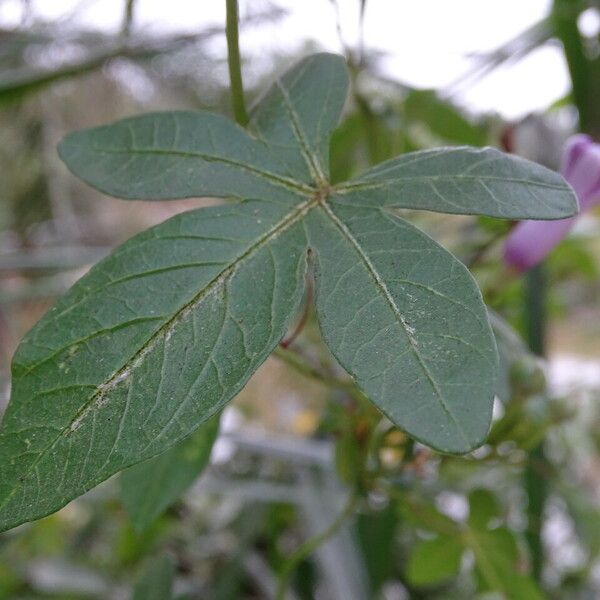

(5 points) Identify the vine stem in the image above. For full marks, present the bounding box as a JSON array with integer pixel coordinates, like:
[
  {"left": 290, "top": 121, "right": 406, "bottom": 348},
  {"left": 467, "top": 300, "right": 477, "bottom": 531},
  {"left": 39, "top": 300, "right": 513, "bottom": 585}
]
[
  {"left": 121, "top": 0, "right": 136, "bottom": 40},
  {"left": 280, "top": 276, "right": 313, "bottom": 348},
  {"left": 275, "top": 492, "right": 359, "bottom": 600},
  {"left": 523, "top": 264, "right": 547, "bottom": 580},
  {"left": 465, "top": 229, "right": 505, "bottom": 269},
  {"left": 272, "top": 347, "right": 363, "bottom": 400},
  {"left": 225, "top": 0, "right": 249, "bottom": 126}
]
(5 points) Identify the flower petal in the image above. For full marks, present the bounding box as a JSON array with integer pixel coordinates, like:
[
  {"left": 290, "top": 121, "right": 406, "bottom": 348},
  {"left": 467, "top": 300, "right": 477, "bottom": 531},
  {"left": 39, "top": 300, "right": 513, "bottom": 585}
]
[
  {"left": 504, "top": 217, "right": 576, "bottom": 272},
  {"left": 560, "top": 134, "right": 592, "bottom": 178},
  {"left": 561, "top": 135, "right": 600, "bottom": 208},
  {"left": 503, "top": 134, "right": 600, "bottom": 271}
]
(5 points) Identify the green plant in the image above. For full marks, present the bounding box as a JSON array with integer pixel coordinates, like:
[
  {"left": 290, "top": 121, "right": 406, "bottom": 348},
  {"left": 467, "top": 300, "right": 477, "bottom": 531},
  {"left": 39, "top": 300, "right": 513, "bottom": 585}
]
[{"left": 0, "top": 50, "right": 577, "bottom": 535}]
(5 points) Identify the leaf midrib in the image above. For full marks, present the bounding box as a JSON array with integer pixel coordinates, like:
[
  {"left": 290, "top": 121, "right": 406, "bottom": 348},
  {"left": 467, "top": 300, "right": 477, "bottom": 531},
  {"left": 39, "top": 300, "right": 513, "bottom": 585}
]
[
  {"left": 274, "top": 81, "right": 327, "bottom": 185},
  {"left": 318, "top": 201, "right": 472, "bottom": 448},
  {"left": 63, "top": 142, "right": 315, "bottom": 196},
  {"left": 333, "top": 175, "right": 569, "bottom": 194},
  {"left": 0, "top": 196, "right": 318, "bottom": 516},
  {"left": 464, "top": 529, "right": 507, "bottom": 593}
]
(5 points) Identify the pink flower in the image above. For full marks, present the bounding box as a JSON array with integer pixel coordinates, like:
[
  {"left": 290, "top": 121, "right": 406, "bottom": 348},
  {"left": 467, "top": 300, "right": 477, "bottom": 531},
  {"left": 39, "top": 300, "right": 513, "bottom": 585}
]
[{"left": 504, "top": 135, "right": 600, "bottom": 272}]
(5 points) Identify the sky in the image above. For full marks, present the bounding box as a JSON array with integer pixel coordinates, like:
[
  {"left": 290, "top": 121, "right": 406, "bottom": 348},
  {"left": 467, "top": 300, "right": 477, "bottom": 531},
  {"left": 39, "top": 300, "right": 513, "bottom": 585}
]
[{"left": 0, "top": 0, "right": 591, "bottom": 119}]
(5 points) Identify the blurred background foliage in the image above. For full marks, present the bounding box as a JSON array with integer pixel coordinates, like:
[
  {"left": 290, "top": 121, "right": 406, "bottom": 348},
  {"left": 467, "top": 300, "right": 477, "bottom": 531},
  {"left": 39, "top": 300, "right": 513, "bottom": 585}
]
[{"left": 0, "top": 0, "right": 599, "bottom": 598}]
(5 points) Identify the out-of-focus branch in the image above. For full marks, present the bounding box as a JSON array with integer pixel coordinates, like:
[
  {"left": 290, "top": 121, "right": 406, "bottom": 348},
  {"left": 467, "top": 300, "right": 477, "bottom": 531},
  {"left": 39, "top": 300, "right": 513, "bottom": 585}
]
[
  {"left": 552, "top": 0, "right": 600, "bottom": 136},
  {"left": 273, "top": 347, "right": 362, "bottom": 400},
  {"left": 0, "top": 6, "right": 285, "bottom": 104},
  {"left": 276, "top": 492, "right": 359, "bottom": 600},
  {"left": 121, "top": 0, "right": 136, "bottom": 40},
  {"left": 446, "top": 18, "right": 553, "bottom": 95}
]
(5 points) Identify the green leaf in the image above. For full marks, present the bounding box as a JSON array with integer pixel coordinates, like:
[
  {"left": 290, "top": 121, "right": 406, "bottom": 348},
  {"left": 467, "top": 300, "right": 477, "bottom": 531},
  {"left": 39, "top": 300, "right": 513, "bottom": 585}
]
[
  {"left": 468, "top": 488, "right": 500, "bottom": 531},
  {"left": 0, "top": 199, "right": 308, "bottom": 532},
  {"left": 407, "top": 535, "right": 463, "bottom": 586},
  {"left": 488, "top": 309, "right": 531, "bottom": 403},
  {"left": 329, "top": 112, "right": 366, "bottom": 183},
  {"left": 559, "top": 482, "right": 600, "bottom": 556},
  {"left": 468, "top": 527, "right": 544, "bottom": 600},
  {"left": 307, "top": 202, "right": 497, "bottom": 453},
  {"left": 132, "top": 554, "right": 175, "bottom": 600},
  {"left": 398, "top": 494, "right": 459, "bottom": 536},
  {"left": 403, "top": 89, "right": 488, "bottom": 147},
  {"left": 58, "top": 110, "right": 313, "bottom": 201},
  {"left": 121, "top": 414, "right": 219, "bottom": 532},
  {"left": 357, "top": 504, "right": 397, "bottom": 592},
  {"left": 249, "top": 53, "right": 349, "bottom": 183},
  {"left": 333, "top": 146, "right": 578, "bottom": 219}
]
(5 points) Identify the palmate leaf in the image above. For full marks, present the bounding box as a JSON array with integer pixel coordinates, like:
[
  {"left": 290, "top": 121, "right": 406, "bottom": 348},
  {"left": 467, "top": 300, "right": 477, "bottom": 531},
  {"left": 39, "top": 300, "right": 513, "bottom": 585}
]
[{"left": 0, "top": 53, "right": 577, "bottom": 532}]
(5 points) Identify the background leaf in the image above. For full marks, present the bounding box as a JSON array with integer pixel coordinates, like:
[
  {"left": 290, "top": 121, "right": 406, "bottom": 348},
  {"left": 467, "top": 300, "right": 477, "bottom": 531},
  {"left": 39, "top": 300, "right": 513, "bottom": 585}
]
[
  {"left": 131, "top": 554, "right": 175, "bottom": 600},
  {"left": 468, "top": 527, "right": 544, "bottom": 599},
  {"left": 406, "top": 535, "right": 463, "bottom": 586},
  {"left": 403, "top": 89, "right": 488, "bottom": 147},
  {"left": 357, "top": 504, "right": 397, "bottom": 593},
  {"left": 489, "top": 309, "right": 531, "bottom": 403},
  {"left": 398, "top": 495, "right": 459, "bottom": 536},
  {"left": 121, "top": 414, "right": 219, "bottom": 532},
  {"left": 468, "top": 488, "right": 501, "bottom": 530}
]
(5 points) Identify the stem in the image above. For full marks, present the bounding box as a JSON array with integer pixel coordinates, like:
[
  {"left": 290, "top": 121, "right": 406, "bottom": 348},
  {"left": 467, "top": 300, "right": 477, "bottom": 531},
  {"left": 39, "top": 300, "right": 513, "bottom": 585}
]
[
  {"left": 276, "top": 493, "right": 358, "bottom": 600},
  {"left": 272, "top": 347, "right": 361, "bottom": 399},
  {"left": 524, "top": 264, "right": 546, "bottom": 356},
  {"left": 225, "top": 0, "right": 249, "bottom": 126},
  {"left": 523, "top": 264, "right": 547, "bottom": 580},
  {"left": 280, "top": 276, "right": 313, "bottom": 348},
  {"left": 329, "top": 0, "right": 348, "bottom": 55},
  {"left": 358, "top": 0, "right": 367, "bottom": 64},
  {"left": 525, "top": 443, "right": 547, "bottom": 577},
  {"left": 466, "top": 229, "right": 505, "bottom": 269},
  {"left": 552, "top": 0, "right": 598, "bottom": 135},
  {"left": 463, "top": 529, "right": 506, "bottom": 593},
  {"left": 121, "top": 0, "right": 136, "bottom": 40}
]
